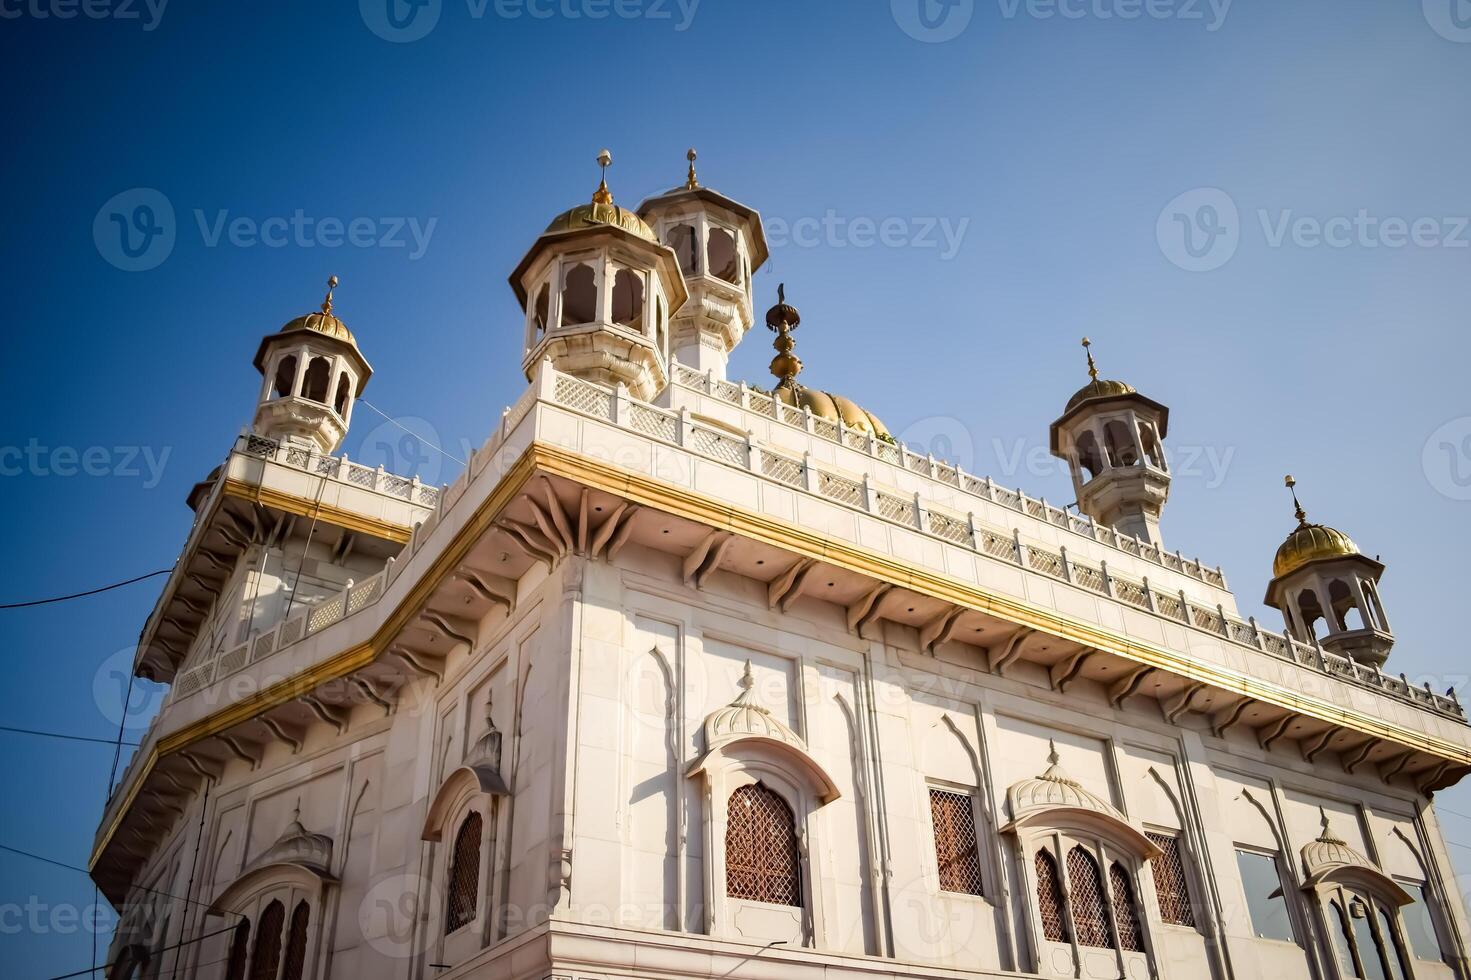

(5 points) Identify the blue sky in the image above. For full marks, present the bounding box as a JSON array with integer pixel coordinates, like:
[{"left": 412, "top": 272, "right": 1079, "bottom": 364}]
[{"left": 3, "top": 0, "right": 1471, "bottom": 975}]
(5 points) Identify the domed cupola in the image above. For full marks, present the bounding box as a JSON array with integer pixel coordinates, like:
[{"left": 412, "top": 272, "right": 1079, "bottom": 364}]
[
  {"left": 1264, "top": 476, "right": 1393, "bottom": 667},
  {"left": 637, "top": 149, "right": 769, "bottom": 382},
  {"left": 251, "top": 276, "right": 372, "bottom": 454},
  {"left": 510, "top": 150, "right": 688, "bottom": 401},
  {"left": 1049, "top": 338, "right": 1171, "bottom": 547},
  {"left": 761, "top": 285, "right": 891, "bottom": 439}
]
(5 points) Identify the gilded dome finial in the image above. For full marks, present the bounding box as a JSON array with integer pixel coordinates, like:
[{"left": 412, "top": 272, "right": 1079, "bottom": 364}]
[
  {"left": 765, "top": 283, "right": 803, "bottom": 388},
  {"left": 592, "top": 149, "right": 614, "bottom": 205},
  {"left": 1285, "top": 474, "right": 1308, "bottom": 527},
  {"left": 1082, "top": 336, "right": 1098, "bottom": 382},
  {"left": 685, "top": 147, "right": 699, "bottom": 190},
  {"left": 321, "top": 275, "right": 339, "bottom": 316}
]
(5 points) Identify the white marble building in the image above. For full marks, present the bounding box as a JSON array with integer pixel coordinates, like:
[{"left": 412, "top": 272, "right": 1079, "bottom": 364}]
[{"left": 94, "top": 151, "right": 1471, "bottom": 980}]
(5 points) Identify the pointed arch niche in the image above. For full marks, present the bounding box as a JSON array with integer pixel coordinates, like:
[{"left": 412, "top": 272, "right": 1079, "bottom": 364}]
[
  {"left": 1001, "top": 742, "right": 1161, "bottom": 980},
  {"left": 686, "top": 661, "right": 840, "bottom": 949}
]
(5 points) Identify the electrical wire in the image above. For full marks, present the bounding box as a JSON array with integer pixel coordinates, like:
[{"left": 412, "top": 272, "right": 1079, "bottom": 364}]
[
  {"left": 0, "top": 843, "right": 242, "bottom": 921},
  {"left": 46, "top": 922, "right": 239, "bottom": 980},
  {"left": 354, "top": 397, "right": 464, "bottom": 465},
  {"left": 0, "top": 725, "right": 140, "bottom": 747},
  {"left": 0, "top": 570, "right": 170, "bottom": 609}
]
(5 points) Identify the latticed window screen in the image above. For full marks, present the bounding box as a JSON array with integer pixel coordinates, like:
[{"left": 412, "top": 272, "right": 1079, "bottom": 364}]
[
  {"left": 280, "top": 901, "right": 310, "bottom": 980},
  {"left": 248, "top": 900, "right": 284, "bottom": 980},
  {"left": 445, "top": 811, "right": 483, "bottom": 933},
  {"left": 726, "top": 783, "right": 802, "bottom": 907},
  {"left": 223, "top": 919, "right": 250, "bottom": 980},
  {"left": 1147, "top": 832, "right": 1196, "bottom": 926},
  {"left": 1067, "top": 846, "right": 1111, "bottom": 948},
  {"left": 1110, "top": 863, "right": 1145, "bottom": 952},
  {"left": 929, "top": 789, "right": 984, "bottom": 896},
  {"left": 1035, "top": 850, "right": 1070, "bottom": 943}
]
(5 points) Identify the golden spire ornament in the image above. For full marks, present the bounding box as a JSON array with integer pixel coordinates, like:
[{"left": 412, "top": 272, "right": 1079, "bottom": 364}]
[
  {"left": 321, "top": 275, "right": 338, "bottom": 315},
  {"left": 1082, "top": 336, "right": 1099, "bottom": 381},
  {"left": 765, "top": 283, "right": 803, "bottom": 389},
  {"left": 1285, "top": 474, "right": 1308, "bottom": 526},
  {"left": 684, "top": 147, "right": 699, "bottom": 190},
  {"left": 592, "top": 149, "right": 614, "bottom": 206}
]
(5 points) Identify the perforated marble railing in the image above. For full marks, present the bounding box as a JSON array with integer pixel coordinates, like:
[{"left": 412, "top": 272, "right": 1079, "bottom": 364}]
[
  {"left": 568, "top": 371, "right": 1464, "bottom": 721},
  {"left": 670, "top": 364, "right": 1226, "bottom": 590},
  {"left": 238, "top": 434, "right": 443, "bottom": 508}
]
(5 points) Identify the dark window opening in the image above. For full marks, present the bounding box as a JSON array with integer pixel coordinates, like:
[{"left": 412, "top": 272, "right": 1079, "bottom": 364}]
[{"left": 560, "top": 263, "right": 597, "bottom": 326}]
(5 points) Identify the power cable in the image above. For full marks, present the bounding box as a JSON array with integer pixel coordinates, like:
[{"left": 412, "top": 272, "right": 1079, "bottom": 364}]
[
  {"left": 354, "top": 397, "right": 464, "bottom": 465},
  {"left": 0, "top": 725, "right": 140, "bottom": 748},
  {"left": 0, "top": 570, "right": 170, "bottom": 609}
]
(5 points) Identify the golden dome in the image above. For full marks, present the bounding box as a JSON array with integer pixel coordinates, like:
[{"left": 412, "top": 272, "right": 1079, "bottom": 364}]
[
  {"left": 544, "top": 201, "right": 657, "bottom": 243},
  {"left": 773, "top": 384, "right": 890, "bottom": 439},
  {"left": 1273, "top": 522, "right": 1359, "bottom": 579},
  {"left": 278, "top": 310, "right": 356, "bottom": 346},
  {"left": 1065, "top": 377, "right": 1137, "bottom": 412}
]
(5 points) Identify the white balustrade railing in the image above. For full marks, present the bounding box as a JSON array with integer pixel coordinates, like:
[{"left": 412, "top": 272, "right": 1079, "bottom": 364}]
[
  {"left": 669, "top": 363, "right": 1227, "bottom": 590},
  {"left": 168, "top": 568, "right": 390, "bottom": 703},
  {"left": 239, "top": 434, "right": 442, "bottom": 508},
  {"left": 569, "top": 370, "right": 1463, "bottom": 721}
]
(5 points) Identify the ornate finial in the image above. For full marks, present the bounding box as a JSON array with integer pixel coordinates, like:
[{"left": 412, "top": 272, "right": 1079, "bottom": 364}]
[
  {"left": 765, "top": 284, "right": 803, "bottom": 387},
  {"left": 685, "top": 147, "right": 699, "bottom": 190},
  {"left": 739, "top": 660, "right": 755, "bottom": 693},
  {"left": 1047, "top": 738, "right": 1061, "bottom": 767},
  {"left": 1317, "top": 806, "right": 1346, "bottom": 844},
  {"left": 483, "top": 687, "right": 498, "bottom": 733},
  {"left": 592, "top": 149, "right": 614, "bottom": 205},
  {"left": 292, "top": 798, "right": 301, "bottom": 822},
  {"left": 321, "top": 275, "right": 339, "bottom": 316},
  {"left": 1285, "top": 474, "right": 1308, "bottom": 526},
  {"left": 1082, "top": 336, "right": 1098, "bottom": 382}
]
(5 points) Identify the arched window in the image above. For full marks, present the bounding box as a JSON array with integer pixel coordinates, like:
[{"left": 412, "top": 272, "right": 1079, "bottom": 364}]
[
  {"left": 1146, "top": 832, "right": 1196, "bottom": 927},
  {"left": 611, "top": 268, "right": 645, "bottom": 331},
  {"left": 726, "top": 783, "right": 801, "bottom": 907},
  {"left": 248, "top": 899, "right": 285, "bottom": 980},
  {"left": 1110, "top": 861, "right": 1144, "bottom": 952},
  {"left": 281, "top": 901, "right": 310, "bottom": 980},
  {"left": 445, "top": 811, "right": 482, "bottom": 933},
  {"left": 1330, "top": 900, "right": 1358, "bottom": 976},
  {"left": 666, "top": 224, "right": 698, "bottom": 275},
  {"left": 333, "top": 374, "right": 350, "bottom": 416},
  {"left": 708, "top": 227, "right": 740, "bottom": 283},
  {"left": 303, "top": 357, "right": 330, "bottom": 403},
  {"left": 1103, "top": 420, "right": 1139, "bottom": 467},
  {"left": 560, "top": 263, "right": 596, "bottom": 326},
  {"left": 532, "top": 283, "right": 550, "bottom": 338},
  {"left": 273, "top": 355, "right": 297, "bottom": 399},
  {"left": 1140, "top": 424, "right": 1165, "bottom": 469},
  {"left": 1297, "top": 588, "right": 1327, "bottom": 639},
  {"left": 1377, "top": 904, "right": 1411, "bottom": 979},
  {"left": 1067, "top": 845, "right": 1111, "bottom": 948},
  {"left": 1330, "top": 579, "right": 1365, "bottom": 631},
  {"left": 223, "top": 918, "right": 250, "bottom": 980},
  {"left": 1076, "top": 431, "right": 1105, "bottom": 481},
  {"left": 1035, "top": 849, "right": 1069, "bottom": 942}
]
